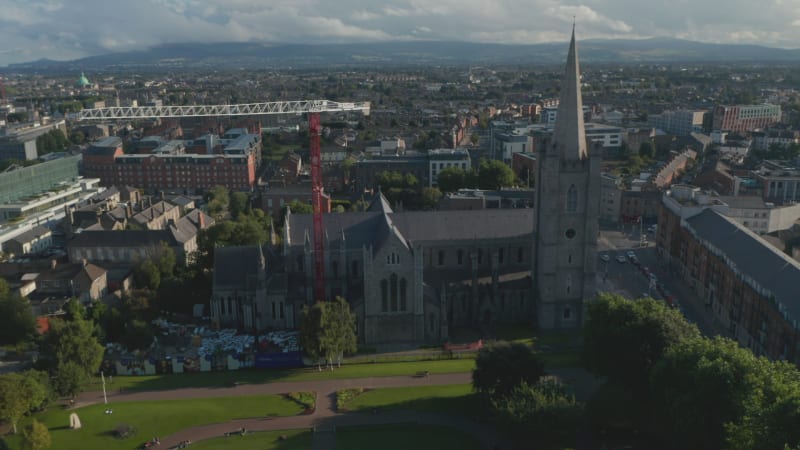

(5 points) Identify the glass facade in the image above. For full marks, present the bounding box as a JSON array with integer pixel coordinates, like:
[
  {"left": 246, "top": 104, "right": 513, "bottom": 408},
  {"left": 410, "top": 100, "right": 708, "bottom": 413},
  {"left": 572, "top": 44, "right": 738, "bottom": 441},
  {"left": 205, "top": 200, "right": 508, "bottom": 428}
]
[{"left": 0, "top": 156, "right": 80, "bottom": 204}]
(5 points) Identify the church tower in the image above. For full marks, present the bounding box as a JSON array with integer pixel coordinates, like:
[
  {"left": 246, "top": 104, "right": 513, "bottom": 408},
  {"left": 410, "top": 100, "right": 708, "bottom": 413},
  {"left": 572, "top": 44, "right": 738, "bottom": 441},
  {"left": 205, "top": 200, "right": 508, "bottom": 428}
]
[{"left": 534, "top": 27, "right": 601, "bottom": 329}]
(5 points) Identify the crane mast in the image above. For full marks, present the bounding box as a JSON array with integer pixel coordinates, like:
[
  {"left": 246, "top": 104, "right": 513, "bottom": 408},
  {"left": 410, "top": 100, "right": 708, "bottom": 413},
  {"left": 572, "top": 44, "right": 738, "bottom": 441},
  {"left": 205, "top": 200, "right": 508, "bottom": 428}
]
[{"left": 74, "top": 99, "right": 370, "bottom": 304}]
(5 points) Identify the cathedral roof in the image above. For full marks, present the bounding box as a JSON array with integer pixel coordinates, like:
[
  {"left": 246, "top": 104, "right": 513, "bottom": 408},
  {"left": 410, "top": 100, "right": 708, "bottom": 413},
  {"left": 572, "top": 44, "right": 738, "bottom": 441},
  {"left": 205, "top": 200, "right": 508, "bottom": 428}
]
[
  {"left": 552, "top": 26, "right": 587, "bottom": 161},
  {"left": 212, "top": 245, "right": 265, "bottom": 290},
  {"left": 286, "top": 209, "right": 533, "bottom": 249},
  {"left": 366, "top": 191, "right": 393, "bottom": 213}
]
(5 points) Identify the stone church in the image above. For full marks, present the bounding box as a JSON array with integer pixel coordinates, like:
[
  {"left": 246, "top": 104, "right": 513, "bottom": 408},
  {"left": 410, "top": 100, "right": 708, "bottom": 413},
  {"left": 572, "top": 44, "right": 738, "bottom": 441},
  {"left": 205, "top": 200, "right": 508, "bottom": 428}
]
[{"left": 210, "top": 29, "right": 600, "bottom": 345}]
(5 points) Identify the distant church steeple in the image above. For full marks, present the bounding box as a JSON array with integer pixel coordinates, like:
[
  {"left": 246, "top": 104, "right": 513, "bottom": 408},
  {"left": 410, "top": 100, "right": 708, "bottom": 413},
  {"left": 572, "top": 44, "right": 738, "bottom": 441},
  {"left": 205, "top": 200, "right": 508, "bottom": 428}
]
[{"left": 552, "top": 25, "right": 587, "bottom": 161}]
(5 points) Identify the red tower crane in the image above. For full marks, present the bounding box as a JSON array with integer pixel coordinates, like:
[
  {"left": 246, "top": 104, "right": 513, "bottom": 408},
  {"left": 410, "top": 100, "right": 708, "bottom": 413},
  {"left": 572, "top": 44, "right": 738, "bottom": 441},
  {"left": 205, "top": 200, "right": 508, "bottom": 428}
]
[
  {"left": 309, "top": 112, "right": 325, "bottom": 301},
  {"left": 74, "top": 99, "right": 370, "bottom": 303}
]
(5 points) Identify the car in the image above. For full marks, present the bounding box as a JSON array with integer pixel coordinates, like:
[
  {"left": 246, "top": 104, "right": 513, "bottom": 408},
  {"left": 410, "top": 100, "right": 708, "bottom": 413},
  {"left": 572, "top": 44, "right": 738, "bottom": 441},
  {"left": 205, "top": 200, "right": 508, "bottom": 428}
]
[
  {"left": 600, "top": 254, "right": 610, "bottom": 262},
  {"left": 649, "top": 273, "right": 658, "bottom": 282},
  {"left": 616, "top": 255, "right": 627, "bottom": 263},
  {"left": 626, "top": 250, "right": 636, "bottom": 259}
]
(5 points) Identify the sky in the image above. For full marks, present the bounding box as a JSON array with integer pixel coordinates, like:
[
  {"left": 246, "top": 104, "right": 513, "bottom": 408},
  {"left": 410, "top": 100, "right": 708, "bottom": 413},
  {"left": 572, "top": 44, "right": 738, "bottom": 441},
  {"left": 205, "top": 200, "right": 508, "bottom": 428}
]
[{"left": 1, "top": 0, "right": 799, "bottom": 66}]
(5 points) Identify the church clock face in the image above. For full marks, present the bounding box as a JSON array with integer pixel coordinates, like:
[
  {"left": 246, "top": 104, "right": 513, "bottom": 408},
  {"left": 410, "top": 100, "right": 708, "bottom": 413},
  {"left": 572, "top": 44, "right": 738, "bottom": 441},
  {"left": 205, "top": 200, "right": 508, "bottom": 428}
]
[{"left": 565, "top": 228, "right": 576, "bottom": 239}]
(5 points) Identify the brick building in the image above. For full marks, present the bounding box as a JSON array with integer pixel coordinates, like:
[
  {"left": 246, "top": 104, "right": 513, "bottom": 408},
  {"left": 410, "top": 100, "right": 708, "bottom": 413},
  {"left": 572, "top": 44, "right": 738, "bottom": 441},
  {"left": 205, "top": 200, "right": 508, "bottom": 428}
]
[
  {"left": 83, "top": 133, "right": 260, "bottom": 193},
  {"left": 712, "top": 104, "right": 781, "bottom": 133},
  {"left": 657, "top": 186, "right": 800, "bottom": 366}
]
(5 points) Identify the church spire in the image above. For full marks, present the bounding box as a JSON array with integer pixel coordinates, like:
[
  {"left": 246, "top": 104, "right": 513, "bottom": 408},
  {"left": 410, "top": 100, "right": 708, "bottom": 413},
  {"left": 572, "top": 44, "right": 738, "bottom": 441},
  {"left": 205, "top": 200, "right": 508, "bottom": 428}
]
[{"left": 552, "top": 25, "right": 587, "bottom": 161}]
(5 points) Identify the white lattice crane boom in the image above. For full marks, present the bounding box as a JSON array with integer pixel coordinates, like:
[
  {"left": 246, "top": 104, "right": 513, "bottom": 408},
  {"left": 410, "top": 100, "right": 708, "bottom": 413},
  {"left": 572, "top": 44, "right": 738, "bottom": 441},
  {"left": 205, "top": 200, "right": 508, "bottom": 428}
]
[{"left": 70, "top": 99, "right": 370, "bottom": 121}]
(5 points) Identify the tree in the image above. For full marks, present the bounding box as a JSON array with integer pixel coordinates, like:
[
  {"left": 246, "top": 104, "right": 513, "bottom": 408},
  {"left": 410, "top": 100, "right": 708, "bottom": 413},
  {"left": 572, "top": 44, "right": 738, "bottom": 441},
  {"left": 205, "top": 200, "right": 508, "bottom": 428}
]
[
  {"left": 229, "top": 192, "right": 249, "bottom": 219},
  {"left": 583, "top": 293, "right": 699, "bottom": 392},
  {"left": 0, "top": 374, "right": 47, "bottom": 433},
  {"left": 437, "top": 167, "right": 466, "bottom": 193},
  {"left": 0, "top": 294, "right": 37, "bottom": 346},
  {"left": 285, "top": 199, "right": 313, "bottom": 214},
  {"left": 41, "top": 317, "right": 103, "bottom": 397},
  {"left": 133, "top": 259, "right": 160, "bottom": 291},
  {"left": 299, "top": 297, "right": 357, "bottom": 370},
  {"left": 639, "top": 141, "right": 655, "bottom": 159},
  {"left": 21, "top": 419, "right": 50, "bottom": 450},
  {"left": 491, "top": 381, "right": 582, "bottom": 448},
  {"left": 649, "top": 337, "right": 767, "bottom": 450},
  {"left": 472, "top": 342, "right": 545, "bottom": 400},
  {"left": 477, "top": 159, "right": 515, "bottom": 190},
  {"left": 420, "top": 187, "right": 442, "bottom": 210}
]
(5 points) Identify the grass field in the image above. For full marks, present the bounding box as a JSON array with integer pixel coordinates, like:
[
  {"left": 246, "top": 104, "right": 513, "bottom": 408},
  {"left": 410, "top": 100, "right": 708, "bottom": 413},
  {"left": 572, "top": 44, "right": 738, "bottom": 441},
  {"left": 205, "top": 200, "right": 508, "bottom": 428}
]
[
  {"left": 188, "top": 429, "right": 312, "bottom": 450},
  {"left": 6, "top": 395, "right": 302, "bottom": 450},
  {"left": 341, "top": 384, "right": 481, "bottom": 418},
  {"left": 89, "top": 359, "right": 477, "bottom": 392},
  {"left": 337, "top": 424, "right": 484, "bottom": 450}
]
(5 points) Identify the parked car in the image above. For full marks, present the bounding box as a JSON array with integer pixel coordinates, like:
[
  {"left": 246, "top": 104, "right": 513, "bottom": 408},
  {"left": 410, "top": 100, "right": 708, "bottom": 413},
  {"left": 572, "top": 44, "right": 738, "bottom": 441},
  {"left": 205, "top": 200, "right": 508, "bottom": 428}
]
[
  {"left": 600, "top": 253, "right": 610, "bottom": 262},
  {"left": 616, "top": 255, "right": 627, "bottom": 263},
  {"left": 626, "top": 250, "right": 636, "bottom": 259}
]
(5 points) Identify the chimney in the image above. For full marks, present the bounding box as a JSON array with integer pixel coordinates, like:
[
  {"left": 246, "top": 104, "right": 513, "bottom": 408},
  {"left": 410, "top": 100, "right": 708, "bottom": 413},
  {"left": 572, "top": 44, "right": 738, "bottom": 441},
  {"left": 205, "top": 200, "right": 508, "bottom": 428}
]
[
  {"left": 127, "top": 202, "right": 133, "bottom": 219},
  {"left": 81, "top": 258, "right": 88, "bottom": 268},
  {"left": 160, "top": 191, "right": 165, "bottom": 202},
  {"left": 198, "top": 211, "right": 205, "bottom": 229}
]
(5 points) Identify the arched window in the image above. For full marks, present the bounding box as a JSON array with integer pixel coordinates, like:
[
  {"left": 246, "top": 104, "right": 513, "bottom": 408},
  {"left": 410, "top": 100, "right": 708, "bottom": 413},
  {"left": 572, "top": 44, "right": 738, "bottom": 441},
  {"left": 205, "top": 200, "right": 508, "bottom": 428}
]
[
  {"left": 390, "top": 273, "right": 398, "bottom": 311},
  {"left": 400, "top": 278, "right": 407, "bottom": 311},
  {"left": 438, "top": 250, "right": 445, "bottom": 265},
  {"left": 566, "top": 184, "right": 578, "bottom": 212},
  {"left": 381, "top": 279, "right": 388, "bottom": 312}
]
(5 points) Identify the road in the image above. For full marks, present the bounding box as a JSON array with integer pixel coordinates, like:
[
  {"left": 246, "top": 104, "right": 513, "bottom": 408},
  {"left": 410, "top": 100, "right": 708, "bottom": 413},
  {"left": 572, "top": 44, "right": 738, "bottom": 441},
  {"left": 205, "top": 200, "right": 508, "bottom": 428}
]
[{"left": 597, "top": 227, "right": 722, "bottom": 336}]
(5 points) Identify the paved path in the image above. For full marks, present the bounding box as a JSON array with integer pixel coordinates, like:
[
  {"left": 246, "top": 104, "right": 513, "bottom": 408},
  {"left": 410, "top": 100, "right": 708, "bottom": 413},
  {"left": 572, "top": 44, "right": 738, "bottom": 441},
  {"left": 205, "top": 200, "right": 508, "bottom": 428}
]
[{"left": 74, "top": 372, "right": 515, "bottom": 450}]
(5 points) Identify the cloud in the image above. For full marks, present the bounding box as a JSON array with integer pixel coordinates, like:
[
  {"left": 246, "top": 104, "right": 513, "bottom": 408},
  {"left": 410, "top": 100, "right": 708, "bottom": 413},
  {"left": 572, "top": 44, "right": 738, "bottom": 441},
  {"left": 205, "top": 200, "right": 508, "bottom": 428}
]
[{"left": 0, "top": 0, "right": 799, "bottom": 65}]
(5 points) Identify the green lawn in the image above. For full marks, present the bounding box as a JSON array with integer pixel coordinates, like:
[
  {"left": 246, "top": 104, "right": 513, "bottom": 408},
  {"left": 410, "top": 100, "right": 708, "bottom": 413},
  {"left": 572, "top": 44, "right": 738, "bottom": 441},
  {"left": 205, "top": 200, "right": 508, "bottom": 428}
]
[
  {"left": 341, "top": 384, "right": 482, "bottom": 418},
  {"left": 7, "top": 395, "right": 302, "bottom": 450},
  {"left": 337, "top": 424, "right": 484, "bottom": 450},
  {"left": 90, "top": 359, "right": 476, "bottom": 392},
  {"left": 189, "top": 429, "right": 312, "bottom": 450}
]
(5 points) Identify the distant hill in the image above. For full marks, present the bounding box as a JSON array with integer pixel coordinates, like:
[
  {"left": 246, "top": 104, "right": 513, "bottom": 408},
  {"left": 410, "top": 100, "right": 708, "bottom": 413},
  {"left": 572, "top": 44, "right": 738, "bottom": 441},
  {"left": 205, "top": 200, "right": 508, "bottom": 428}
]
[{"left": 5, "top": 38, "right": 800, "bottom": 71}]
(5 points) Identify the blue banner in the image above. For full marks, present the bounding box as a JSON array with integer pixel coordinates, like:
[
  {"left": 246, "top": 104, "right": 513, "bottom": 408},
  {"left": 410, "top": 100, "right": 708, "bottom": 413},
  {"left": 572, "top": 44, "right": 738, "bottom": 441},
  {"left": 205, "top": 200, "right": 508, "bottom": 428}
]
[{"left": 254, "top": 351, "right": 304, "bottom": 369}]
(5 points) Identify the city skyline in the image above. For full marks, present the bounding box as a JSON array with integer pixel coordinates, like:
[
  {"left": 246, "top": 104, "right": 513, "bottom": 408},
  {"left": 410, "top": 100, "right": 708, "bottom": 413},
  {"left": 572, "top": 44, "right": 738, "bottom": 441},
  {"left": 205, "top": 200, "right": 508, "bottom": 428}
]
[{"left": 1, "top": 0, "right": 799, "bottom": 66}]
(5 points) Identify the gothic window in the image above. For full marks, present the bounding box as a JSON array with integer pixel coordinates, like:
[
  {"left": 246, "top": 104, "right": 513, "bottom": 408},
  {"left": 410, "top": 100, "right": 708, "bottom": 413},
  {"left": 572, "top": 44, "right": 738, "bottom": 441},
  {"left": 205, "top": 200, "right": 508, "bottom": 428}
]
[
  {"left": 563, "top": 307, "right": 572, "bottom": 319},
  {"left": 478, "top": 249, "right": 483, "bottom": 264},
  {"left": 332, "top": 261, "right": 339, "bottom": 278},
  {"left": 517, "top": 247, "right": 523, "bottom": 263},
  {"left": 390, "top": 273, "right": 399, "bottom": 311},
  {"left": 566, "top": 184, "right": 578, "bottom": 212},
  {"left": 387, "top": 252, "right": 400, "bottom": 265},
  {"left": 400, "top": 278, "right": 407, "bottom": 311},
  {"left": 279, "top": 302, "right": 284, "bottom": 319},
  {"left": 381, "top": 279, "right": 388, "bottom": 312},
  {"left": 296, "top": 255, "right": 303, "bottom": 271},
  {"left": 568, "top": 253, "right": 573, "bottom": 264},
  {"left": 438, "top": 250, "right": 445, "bottom": 266},
  {"left": 271, "top": 302, "right": 276, "bottom": 319},
  {"left": 498, "top": 248, "right": 504, "bottom": 264},
  {"left": 352, "top": 260, "right": 359, "bottom": 277},
  {"left": 429, "top": 314, "right": 435, "bottom": 332},
  {"left": 457, "top": 249, "right": 463, "bottom": 265}
]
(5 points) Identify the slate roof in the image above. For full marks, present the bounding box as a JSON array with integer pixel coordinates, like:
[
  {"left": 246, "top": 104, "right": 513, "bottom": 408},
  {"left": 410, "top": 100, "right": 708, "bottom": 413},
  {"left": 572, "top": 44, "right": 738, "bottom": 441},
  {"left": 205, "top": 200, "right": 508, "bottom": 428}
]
[
  {"left": 686, "top": 209, "right": 800, "bottom": 325},
  {"left": 213, "top": 246, "right": 264, "bottom": 289},
  {"left": 68, "top": 230, "right": 178, "bottom": 248},
  {"left": 287, "top": 209, "right": 534, "bottom": 249},
  {"left": 9, "top": 226, "right": 52, "bottom": 244}
]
